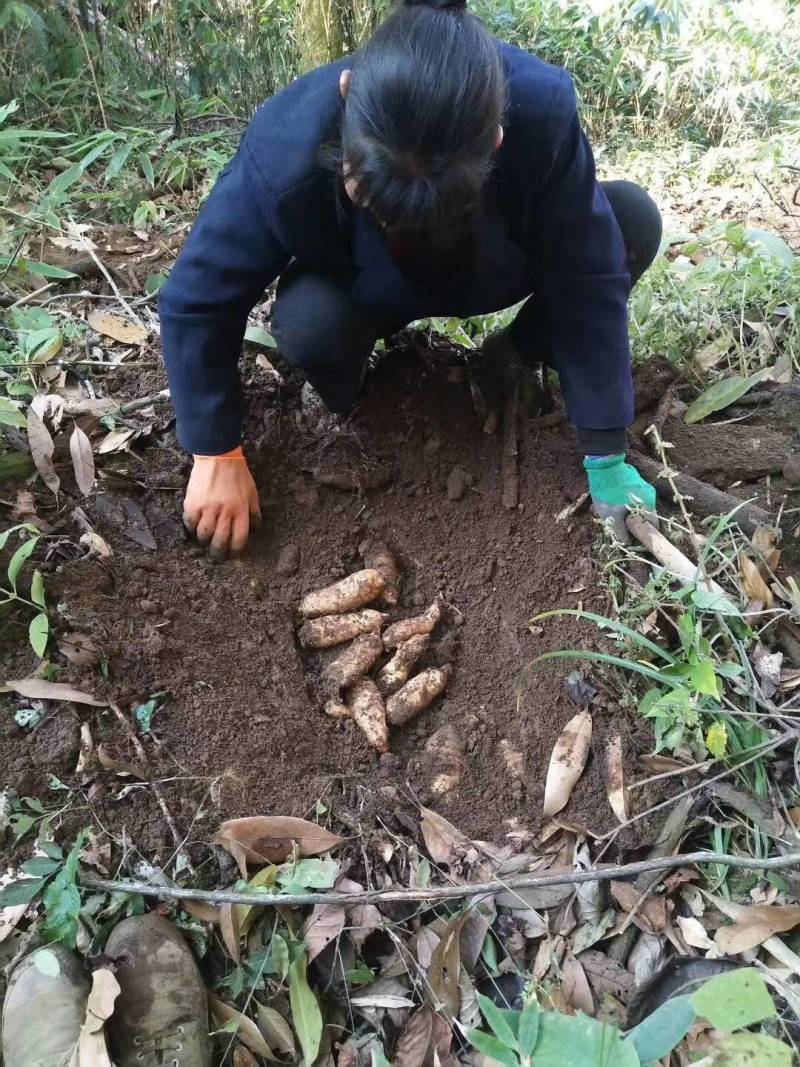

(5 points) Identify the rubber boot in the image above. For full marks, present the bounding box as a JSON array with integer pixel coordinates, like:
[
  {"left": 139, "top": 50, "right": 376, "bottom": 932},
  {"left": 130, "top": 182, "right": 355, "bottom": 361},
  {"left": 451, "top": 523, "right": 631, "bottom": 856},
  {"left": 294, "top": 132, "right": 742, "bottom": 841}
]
[
  {"left": 105, "top": 914, "right": 211, "bottom": 1067},
  {"left": 2, "top": 945, "right": 90, "bottom": 1066}
]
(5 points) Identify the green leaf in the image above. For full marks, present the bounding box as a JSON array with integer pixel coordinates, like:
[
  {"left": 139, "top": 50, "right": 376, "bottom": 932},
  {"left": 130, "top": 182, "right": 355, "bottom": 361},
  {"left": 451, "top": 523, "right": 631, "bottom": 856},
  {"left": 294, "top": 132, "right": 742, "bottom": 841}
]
[
  {"left": 744, "top": 228, "right": 796, "bottom": 266},
  {"left": 7, "top": 535, "right": 38, "bottom": 592},
  {"left": 0, "top": 398, "right": 27, "bottom": 428},
  {"left": 33, "top": 948, "right": 62, "bottom": 977},
  {"left": 271, "top": 932, "right": 290, "bottom": 979},
  {"left": 478, "top": 993, "right": 519, "bottom": 1050},
  {"left": 684, "top": 363, "right": 776, "bottom": 425},
  {"left": 139, "top": 151, "right": 155, "bottom": 187},
  {"left": 712, "top": 1033, "right": 793, "bottom": 1065},
  {"left": 518, "top": 1001, "right": 540, "bottom": 1058},
  {"left": 691, "top": 968, "right": 776, "bottom": 1031},
  {"left": 688, "top": 659, "right": 719, "bottom": 697},
  {"left": 21, "top": 856, "right": 61, "bottom": 877},
  {"left": 30, "top": 569, "right": 46, "bottom": 608},
  {"left": 532, "top": 1013, "right": 639, "bottom": 1067},
  {"left": 40, "top": 840, "right": 63, "bottom": 861},
  {"left": 706, "top": 721, "right": 728, "bottom": 758},
  {"left": 244, "top": 325, "right": 277, "bottom": 349},
  {"left": 145, "top": 271, "right": 168, "bottom": 296},
  {"left": 278, "top": 857, "right": 339, "bottom": 893},
  {"left": 41, "top": 880, "right": 81, "bottom": 948},
  {"left": 691, "top": 585, "right": 741, "bottom": 616},
  {"left": 29, "top": 612, "right": 49, "bottom": 658},
  {"left": 0, "top": 453, "right": 35, "bottom": 481},
  {"left": 624, "top": 995, "right": 695, "bottom": 1064},
  {"left": 466, "top": 1030, "right": 520, "bottom": 1067},
  {"left": 0, "top": 877, "right": 45, "bottom": 907},
  {"left": 0, "top": 256, "right": 77, "bottom": 279},
  {"left": 288, "top": 950, "right": 323, "bottom": 1065}
]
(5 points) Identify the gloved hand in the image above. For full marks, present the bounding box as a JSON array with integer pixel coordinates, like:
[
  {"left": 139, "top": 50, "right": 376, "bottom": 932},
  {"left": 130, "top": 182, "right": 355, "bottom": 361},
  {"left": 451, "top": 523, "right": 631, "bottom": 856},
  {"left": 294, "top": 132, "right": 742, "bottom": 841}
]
[
  {"left": 584, "top": 454, "right": 657, "bottom": 542},
  {"left": 183, "top": 447, "right": 261, "bottom": 561}
]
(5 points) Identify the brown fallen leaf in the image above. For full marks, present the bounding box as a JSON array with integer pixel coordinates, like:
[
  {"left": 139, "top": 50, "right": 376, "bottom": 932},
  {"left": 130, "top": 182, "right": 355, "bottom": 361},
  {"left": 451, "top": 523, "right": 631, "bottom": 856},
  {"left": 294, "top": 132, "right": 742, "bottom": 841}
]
[
  {"left": 208, "top": 995, "right": 272, "bottom": 1060},
  {"left": 396, "top": 1006, "right": 434, "bottom": 1067},
  {"left": 419, "top": 806, "right": 472, "bottom": 867},
  {"left": 69, "top": 967, "right": 120, "bottom": 1067},
  {"left": 562, "top": 953, "right": 595, "bottom": 1015},
  {"left": 610, "top": 881, "right": 668, "bottom": 935},
  {"left": 3, "top": 678, "right": 105, "bottom": 706},
  {"left": 676, "top": 915, "right": 715, "bottom": 951},
  {"left": 183, "top": 899, "right": 221, "bottom": 924},
  {"left": 233, "top": 1047, "right": 260, "bottom": 1067},
  {"left": 739, "top": 553, "right": 774, "bottom": 607},
  {"left": 715, "top": 903, "right": 800, "bottom": 955},
  {"left": 88, "top": 311, "right": 149, "bottom": 346},
  {"left": 58, "top": 632, "right": 100, "bottom": 667},
  {"left": 26, "top": 408, "right": 60, "bottom": 496},
  {"left": 255, "top": 1003, "right": 296, "bottom": 1059},
  {"left": 220, "top": 903, "right": 242, "bottom": 965},
  {"left": 302, "top": 902, "right": 346, "bottom": 961},
  {"left": 212, "top": 816, "right": 344, "bottom": 876},
  {"left": 604, "top": 734, "right": 630, "bottom": 824},
  {"left": 348, "top": 902, "right": 382, "bottom": 952},
  {"left": 96, "top": 744, "right": 147, "bottom": 780},
  {"left": 69, "top": 425, "right": 95, "bottom": 497},
  {"left": 751, "top": 526, "right": 781, "bottom": 574},
  {"left": 542, "top": 710, "right": 593, "bottom": 818},
  {"left": 579, "top": 949, "right": 636, "bottom": 1005}
]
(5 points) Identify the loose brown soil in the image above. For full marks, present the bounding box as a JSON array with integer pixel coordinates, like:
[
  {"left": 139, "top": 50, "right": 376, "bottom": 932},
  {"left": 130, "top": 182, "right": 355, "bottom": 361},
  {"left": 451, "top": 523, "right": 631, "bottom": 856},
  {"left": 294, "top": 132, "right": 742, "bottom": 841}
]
[{"left": 2, "top": 338, "right": 665, "bottom": 863}]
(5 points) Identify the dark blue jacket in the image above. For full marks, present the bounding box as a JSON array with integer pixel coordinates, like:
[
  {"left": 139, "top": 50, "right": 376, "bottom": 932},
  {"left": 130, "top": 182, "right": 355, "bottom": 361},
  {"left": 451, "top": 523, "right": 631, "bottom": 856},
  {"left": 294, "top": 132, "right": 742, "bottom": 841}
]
[{"left": 159, "top": 42, "right": 633, "bottom": 455}]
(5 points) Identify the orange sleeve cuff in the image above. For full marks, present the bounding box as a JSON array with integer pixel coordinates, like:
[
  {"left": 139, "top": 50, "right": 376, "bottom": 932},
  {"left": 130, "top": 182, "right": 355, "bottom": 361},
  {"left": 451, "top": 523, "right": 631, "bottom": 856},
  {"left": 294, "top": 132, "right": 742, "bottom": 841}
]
[{"left": 193, "top": 446, "right": 245, "bottom": 461}]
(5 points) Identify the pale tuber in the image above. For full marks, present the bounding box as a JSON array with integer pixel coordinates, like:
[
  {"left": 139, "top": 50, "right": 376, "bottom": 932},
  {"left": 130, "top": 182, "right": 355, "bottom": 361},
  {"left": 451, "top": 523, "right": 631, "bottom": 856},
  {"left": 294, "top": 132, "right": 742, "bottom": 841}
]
[
  {"left": 350, "top": 678, "right": 390, "bottom": 753},
  {"left": 386, "top": 665, "right": 452, "bottom": 726},
  {"left": 382, "top": 599, "right": 443, "bottom": 649},
  {"left": 324, "top": 699, "right": 351, "bottom": 720},
  {"left": 377, "top": 634, "right": 430, "bottom": 694},
  {"left": 299, "top": 610, "right": 388, "bottom": 650},
  {"left": 359, "top": 540, "right": 401, "bottom": 606},
  {"left": 322, "top": 631, "right": 384, "bottom": 695},
  {"left": 425, "top": 724, "right": 465, "bottom": 795},
  {"left": 299, "top": 569, "right": 385, "bottom": 619}
]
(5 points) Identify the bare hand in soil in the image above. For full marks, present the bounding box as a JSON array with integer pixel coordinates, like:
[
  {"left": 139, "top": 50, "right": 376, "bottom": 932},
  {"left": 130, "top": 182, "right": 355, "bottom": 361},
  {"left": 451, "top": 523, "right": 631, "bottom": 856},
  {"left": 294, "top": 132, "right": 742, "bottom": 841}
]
[{"left": 183, "top": 454, "right": 261, "bottom": 561}]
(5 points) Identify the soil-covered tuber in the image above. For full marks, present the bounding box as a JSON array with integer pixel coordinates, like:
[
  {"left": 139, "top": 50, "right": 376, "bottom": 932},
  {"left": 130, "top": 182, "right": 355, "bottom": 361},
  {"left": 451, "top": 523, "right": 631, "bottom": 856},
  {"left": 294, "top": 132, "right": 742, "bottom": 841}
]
[
  {"left": 350, "top": 678, "right": 390, "bottom": 752},
  {"left": 324, "top": 698, "right": 351, "bottom": 720},
  {"left": 386, "top": 665, "right": 452, "bottom": 726},
  {"left": 382, "top": 599, "right": 443, "bottom": 649},
  {"left": 359, "top": 540, "right": 401, "bottom": 606},
  {"left": 299, "top": 569, "right": 385, "bottom": 619},
  {"left": 299, "top": 610, "right": 388, "bottom": 649},
  {"left": 377, "top": 633, "right": 430, "bottom": 694},
  {"left": 322, "top": 631, "right": 384, "bottom": 695},
  {"left": 425, "top": 724, "right": 465, "bottom": 795}
]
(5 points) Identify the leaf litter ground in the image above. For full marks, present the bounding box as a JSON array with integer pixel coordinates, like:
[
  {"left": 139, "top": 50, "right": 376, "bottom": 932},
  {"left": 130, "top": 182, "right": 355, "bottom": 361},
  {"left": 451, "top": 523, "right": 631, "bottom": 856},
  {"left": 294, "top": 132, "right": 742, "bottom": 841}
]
[{"left": 0, "top": 336, "right": 662, "bottom": 861}]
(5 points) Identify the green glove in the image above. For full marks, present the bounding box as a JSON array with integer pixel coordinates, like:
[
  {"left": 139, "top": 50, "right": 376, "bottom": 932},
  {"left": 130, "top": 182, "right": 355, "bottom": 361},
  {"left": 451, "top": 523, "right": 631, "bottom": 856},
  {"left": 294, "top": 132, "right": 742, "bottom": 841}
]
[{"left": 584, "top": 454, "right": 657, "bottom": 540}]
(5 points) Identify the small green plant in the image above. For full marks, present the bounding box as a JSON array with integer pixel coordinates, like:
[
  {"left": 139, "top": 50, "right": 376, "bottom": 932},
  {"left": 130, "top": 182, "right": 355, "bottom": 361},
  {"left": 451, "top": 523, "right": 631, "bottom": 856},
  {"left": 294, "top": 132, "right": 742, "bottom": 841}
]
[
  {"left": 0, "top": 830, "right": 88, "bottom": 948},
  {"left": 0, "top": 522, "right": 49, "bottom": 657},
  {"left": 467, "top": 968, "right": 791, "bottom": 1066}
]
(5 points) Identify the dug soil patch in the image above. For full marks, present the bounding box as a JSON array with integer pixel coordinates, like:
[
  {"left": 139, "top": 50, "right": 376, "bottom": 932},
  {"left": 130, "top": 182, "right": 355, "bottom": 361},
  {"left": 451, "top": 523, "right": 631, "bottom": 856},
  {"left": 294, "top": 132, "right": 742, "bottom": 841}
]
[{"left": 1, "top": 338, "right": 654, "bottom": 858}]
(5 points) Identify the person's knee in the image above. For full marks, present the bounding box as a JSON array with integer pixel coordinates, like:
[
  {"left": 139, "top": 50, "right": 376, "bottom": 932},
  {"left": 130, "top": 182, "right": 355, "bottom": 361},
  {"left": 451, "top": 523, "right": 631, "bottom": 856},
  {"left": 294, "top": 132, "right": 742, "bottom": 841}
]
[
  {"left": 601, "top": 180, "right": 663, "bottom": 284},
  {"left": 271, "top": 273, "right": 364, "bottom": 371}
]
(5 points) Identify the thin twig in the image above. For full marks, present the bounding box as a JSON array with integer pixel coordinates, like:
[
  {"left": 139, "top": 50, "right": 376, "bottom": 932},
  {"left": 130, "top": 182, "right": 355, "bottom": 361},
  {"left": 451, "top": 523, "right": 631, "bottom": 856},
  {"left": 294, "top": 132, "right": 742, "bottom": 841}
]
[
  {"left": 74, "top": 229, "right": 143, "bottom": 325},
  {"left": 80, "top": 849, "right": 800, "bottom": 909},
  {"left": 6, "top": 282, "right": 57, "bottom": 309},
  {"left": 68, "top": 1, "right": 107, "bottom": 129},
  {"left": 108, "top": 703, "right": 194, "bottom": 876}
]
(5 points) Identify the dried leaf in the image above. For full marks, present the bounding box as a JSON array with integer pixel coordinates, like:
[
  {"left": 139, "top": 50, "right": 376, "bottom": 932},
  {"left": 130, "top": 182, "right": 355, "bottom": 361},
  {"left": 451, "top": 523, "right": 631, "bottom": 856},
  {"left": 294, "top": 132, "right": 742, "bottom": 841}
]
[
  {"left": 348, "top": 903, "right": 382, "bottom": 951},
  {"left": 209, "top": 994, "right": 272, "bottom": 1059},
  {"left": 610, "top": 881, "right": 668, "bottom": 935},
  {"left": 419, "top": 806, "right": 472, "bottom": 866},
  {"left": 213, "top": 817, "right": 344, "bottom": 876},
  {"left": 88, "top": 311, "right": 148, "bottom": 346},
  {"left": 255, "top": 1003, "right": 296, "bottom": 1059},
  {"left": 302, "top": 902, "right": 345, "bottom": 962},
  {"left": 220, "top": 903, "right": 242, "bottom": 964},
  {"left": 495, "top": 869, "right": 574, "bottom": 911},
  {"left": 58, "top": 632, "right": 100, "bottom": 667},
  {"left": 604, "top": 735, "right": 630, "bottom": 824},
  {"left": 740, "top": 554, "right": 774, "bottom": 607},
  {"left": 579, "top": 950, "right": 636, "bottom": 1005},
  {"left": 183, "top": 900, "right": 221, "bottom": 924},
  {"left": 233, "top": 1047, "right": 260, "bottom": 1067},
  {"left": 715, "top": 904, "right": 800, "bottom": 955},
  {"left": 427, "top": 914, "right": 465, "bottom": 1017},
  {"left": 69, "top": 425, "right": 95, "bottom": 496},
  {"left": 96, "top": 428, "right": 135, "bottom": 455},
  {"left": 562, "top": 953, "right": 595, "bottom": 1015},
  {"left": 96, "top": 743, "right": 147, "bottom": 780},
  {"left": 396, "top": 1007, "right": 434, "bottom": 1067},
  {"left": 542, "top": 711, "right": 592, "bottom": 818},
  {"left": 69, "top": 968, "right": 120, "bottom": 1067},
  {"left": 2, "top": 678, "right": 105, "bottom": 706},
  {"left": 26, "top": 408, "right": 60, "bottom": 496},
  {"left": 676, "top": 915, "right": 715, "bottom": 951}
]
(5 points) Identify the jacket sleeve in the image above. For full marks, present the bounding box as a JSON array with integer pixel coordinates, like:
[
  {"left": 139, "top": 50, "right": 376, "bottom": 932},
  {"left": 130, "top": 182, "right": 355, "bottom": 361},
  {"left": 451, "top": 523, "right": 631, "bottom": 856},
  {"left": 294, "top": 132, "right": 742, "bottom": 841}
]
[
  {"left": 528, "top": 74, "right": 633, "bottom": 446},
  {"left": 159, "top": 139, "right": 290, "bottom": 455}
]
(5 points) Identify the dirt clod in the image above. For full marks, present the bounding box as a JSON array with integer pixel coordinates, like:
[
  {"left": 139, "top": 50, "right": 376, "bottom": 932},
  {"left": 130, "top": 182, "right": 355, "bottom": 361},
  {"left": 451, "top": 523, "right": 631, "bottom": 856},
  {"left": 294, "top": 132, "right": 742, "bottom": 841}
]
[{"left": 276, "top": 544, "right": 300, "bottom": 576}]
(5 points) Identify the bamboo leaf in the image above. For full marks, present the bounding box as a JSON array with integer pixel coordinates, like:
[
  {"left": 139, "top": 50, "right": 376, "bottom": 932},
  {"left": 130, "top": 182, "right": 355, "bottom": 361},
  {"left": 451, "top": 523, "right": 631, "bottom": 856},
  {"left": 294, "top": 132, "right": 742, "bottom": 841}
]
[{"left": 288, "top": 950, "right": 323, "bottom": 1065}]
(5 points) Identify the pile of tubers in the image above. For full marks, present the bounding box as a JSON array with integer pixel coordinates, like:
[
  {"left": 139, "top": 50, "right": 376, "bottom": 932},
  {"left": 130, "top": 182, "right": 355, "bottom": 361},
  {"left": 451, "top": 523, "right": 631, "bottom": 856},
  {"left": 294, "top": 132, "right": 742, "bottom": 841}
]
[{"left": 296, "top": 544, "right": 452, "bottom": 753}]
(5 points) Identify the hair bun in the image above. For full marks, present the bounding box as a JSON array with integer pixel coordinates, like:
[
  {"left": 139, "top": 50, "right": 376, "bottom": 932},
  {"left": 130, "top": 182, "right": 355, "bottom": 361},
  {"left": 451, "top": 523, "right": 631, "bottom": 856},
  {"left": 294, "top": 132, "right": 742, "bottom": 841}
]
[{"left": 404, "top": 0, "right": 468, "bottom": 9}]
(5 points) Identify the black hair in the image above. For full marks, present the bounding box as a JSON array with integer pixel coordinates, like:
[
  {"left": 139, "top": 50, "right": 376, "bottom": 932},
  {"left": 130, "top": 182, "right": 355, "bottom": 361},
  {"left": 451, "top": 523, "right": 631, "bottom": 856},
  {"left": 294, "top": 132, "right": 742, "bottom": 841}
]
[{"left": 326, "top": 0, "right": 507, "bottom": 255}]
